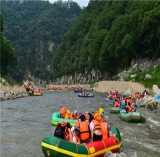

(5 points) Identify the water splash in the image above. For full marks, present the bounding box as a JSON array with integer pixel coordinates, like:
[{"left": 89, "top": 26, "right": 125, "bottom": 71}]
[
  {"left": 104, "top": 151, "right": 128, "bottom": 157},
  {"left": 147, "top": 117, "right": 160, "bottom": 126}
]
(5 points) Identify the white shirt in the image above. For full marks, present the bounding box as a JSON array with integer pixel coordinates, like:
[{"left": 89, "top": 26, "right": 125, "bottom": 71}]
[
  {"left": 89, "top": 121, "right": 94, "bottom": 130},
  {"left": 72, "top": 136, "right": 78, "bottom": 143}
]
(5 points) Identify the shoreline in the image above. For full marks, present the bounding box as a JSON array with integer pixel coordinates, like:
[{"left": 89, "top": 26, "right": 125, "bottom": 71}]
[
  {"left": 47, "top": 81, "right": 148, "bottom": 95},
  {"left": 0, "top": 81, "right": 155, "bottom": 101}
]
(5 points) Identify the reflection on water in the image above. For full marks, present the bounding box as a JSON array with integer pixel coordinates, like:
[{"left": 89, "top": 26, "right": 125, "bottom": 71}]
[{"left": 1, "top": 90, "right": 160, "bottom": 157}]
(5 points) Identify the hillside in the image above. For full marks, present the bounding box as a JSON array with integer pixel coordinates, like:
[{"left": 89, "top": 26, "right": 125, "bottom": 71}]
[
  {"left": 1, "top": 0, "right": 82, "bottom": 81},
  {"left": 52, "top": 0, "right": 160, "bottom": 81}
]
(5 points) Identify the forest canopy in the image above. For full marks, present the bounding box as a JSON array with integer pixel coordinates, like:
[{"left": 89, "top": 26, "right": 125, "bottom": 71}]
[
  {"left": 52, "top": 0, "right": 160, "bottom": 79},
  {"left": 0, "top": 13, "right": 17, "bottom": 77}
]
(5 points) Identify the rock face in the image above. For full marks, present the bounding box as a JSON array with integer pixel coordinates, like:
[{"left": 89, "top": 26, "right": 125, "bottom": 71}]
[
  {"left": 117, "top": 58, "right": 160, "bottom": 81},
  {"left": 136, "top": 95, "right": 160, "bottom": 112},
  {"left": 0, "top": 90, "right": 28, "bottom": 101},
  {"left": 0, "top": 83, "right": 29, "bottom": 101},
  {"left": 153, "top": 85, "right": 160, "bottom": 95},
  {"left": 50, "top": 58, "right": 160, "bottom": 89}
]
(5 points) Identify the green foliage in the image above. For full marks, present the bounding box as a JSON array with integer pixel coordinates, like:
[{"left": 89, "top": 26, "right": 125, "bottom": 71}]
[
  {"left": 136, "top": 65, "right": 160, "bottom": 88},
  {"left": 0, "top": 13, "right": 17, "bottom": 76},
  {"left": 1, "top": 0, "right": 82, "bottom": 81},
  {"left": 52, "top": 1, "right": 160, "bottom": 80},
  {"left": 124, "top": 65, "right": 160, "bottom": 89}
]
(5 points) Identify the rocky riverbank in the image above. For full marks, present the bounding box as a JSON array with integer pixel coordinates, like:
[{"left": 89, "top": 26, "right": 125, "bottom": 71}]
[
  {"left": 1, "top": 80, "right": 159, "bottom": 103},
  {"left": 0, "top": 84, "right": 28, "bottom": 101}
]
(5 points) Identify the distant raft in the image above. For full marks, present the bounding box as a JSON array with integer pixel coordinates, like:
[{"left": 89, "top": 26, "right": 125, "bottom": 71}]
[
  {"left": 78, "top": 93, "right": 94, "bottom": 98},
  {"left": 51, "top": 112, "right": 77, "bottom": 126},
  {"left": 119, "top": 109, "right": 146, "bottom": 123},
  {"left": 41, "top": 127, "right": 122, "bottom": 157},
  {"left": 74, "top": 89, "right": 82, "bottom": 93},
  {"left": 29, "top": 90, "right": 43, "bottom": 96},
  {"left": 105, "top": 98, "right": 115, "bottom": 102}
]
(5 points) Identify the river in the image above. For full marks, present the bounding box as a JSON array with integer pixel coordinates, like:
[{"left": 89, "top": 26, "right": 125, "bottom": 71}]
[{"left": 1, "top": 90, "right": 160, "bottom": 157}]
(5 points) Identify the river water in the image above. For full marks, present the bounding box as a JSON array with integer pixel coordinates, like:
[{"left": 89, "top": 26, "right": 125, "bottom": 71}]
[{"left": 0, "top": 90, "right": 160, "bottom": 157}]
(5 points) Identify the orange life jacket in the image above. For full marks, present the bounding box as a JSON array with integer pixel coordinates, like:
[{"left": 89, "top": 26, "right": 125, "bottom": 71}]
[
  {"left": 101, "top": 122, "right": 109, "bottom": 140},
  {"left": 79, "top": 121, "right": 90, "bottom": 141},
  {"left": 126, "top": 103, "right": 133, "bottom": 112},
  {"left": 74, "top": 121, "right": 80, "bottom": 128},
  {"left": 92, "top": 119, "right": 102, "bottom": 133},
  {"left": 60, "top": 106, "right": 67, "bottom": 118},
  {"left": 114, "top": 101, "right": 120, "bottom": 107},
  {"left": 72, "top": 132, "right": 80, "bottom": 144},
  {"left": 72, "top": 113, "right": 79, "bottom": 120},
  {"left": 65, "top": 113, "right": 70, "bottom": 119},
  {"left": 26, "top": 84, "right": 30, "bottom": 89}
]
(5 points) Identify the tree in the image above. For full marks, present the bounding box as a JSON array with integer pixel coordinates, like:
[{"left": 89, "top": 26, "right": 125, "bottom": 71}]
[{"left": 0, "top": 13, "right": 17, "bottom": 76}]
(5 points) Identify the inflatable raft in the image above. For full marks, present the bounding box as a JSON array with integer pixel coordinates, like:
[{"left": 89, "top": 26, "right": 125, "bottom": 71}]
[
  {"left": 29, "top": 90, "right": 43, "bottom": 96},
  {"left": 119, "top": 109, "right": 146, "bottom": 122},
  {"left": 78, "top": 93, "right": 94, "bottom": 98},
  {"left": 51, "top": 112, "right": 78, "bottom": 126},
  {"left": 110, "top": 107, "right": 121, "bottom": 114},
  {"left": 41, "top": 127, "right": 122, "bottom": 157},
  {"left": 105, "top": 98, "right": 115, "bottom": 102},
  {"left": 74, "top": 89, "right": 82, "bottom": 93}
]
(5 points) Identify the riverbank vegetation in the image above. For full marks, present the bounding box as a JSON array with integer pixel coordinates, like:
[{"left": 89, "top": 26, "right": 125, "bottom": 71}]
[{"left": 123, "top": 65, "right": 160, "bottom": 89}]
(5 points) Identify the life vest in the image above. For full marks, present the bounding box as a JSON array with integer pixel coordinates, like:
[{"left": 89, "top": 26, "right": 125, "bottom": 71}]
[
  {"left": 72, "top": 113, "right": 79, "bottom": 120},
  {"left": 101, "top": 122, "right": 109, "bottom": 140},
  {"left": 72, "top": 132, "right": 80, "bottom": 144},
  {"left": 126, "top": 103, "right": 133, "bottom": 113},
  {"left": 69, "top": 111, "right": 73, "bottom": 119},
  {"left": 79, "top": 121, "right": 90, "bottom": 141},
  {"left": 114, "top": 101, "right": 120, "bottom": 108},
  {"left": 60, "top": 106, "right": 67, "bottom": 118},
  {"left": 94, "top": 108, "right": 104, "bottom": 123},
  {"left": 135, "top": 92, "right": 140, "bottom": 99},
  {"left": 74, "top": 121, "right": 80, "bottom": 128},
  {"left": 92, "top": 119, "right": 102, "bottom": 133},
  {"left": 65, "top": 110, "right": 71, "bottom": 119}
]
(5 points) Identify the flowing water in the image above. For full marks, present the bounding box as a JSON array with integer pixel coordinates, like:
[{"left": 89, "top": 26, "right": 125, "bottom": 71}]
[{"left": 0, "top": 90, "right": 160, "bottom": 157}]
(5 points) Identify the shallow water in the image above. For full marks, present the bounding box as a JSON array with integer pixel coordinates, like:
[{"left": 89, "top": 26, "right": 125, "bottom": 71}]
[{"left": 0, "top": 90, "right": 160, "bottom": 157}]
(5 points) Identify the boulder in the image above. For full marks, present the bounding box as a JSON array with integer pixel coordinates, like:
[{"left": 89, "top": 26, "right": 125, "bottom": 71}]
[
  {"left": 137, "top": 95, "right": 154, "bottom": 107},
  {"left": 130, "top": 74, "right": 137, "bottom": 79},
  {"left": 145, "top": 99, "right": 160, "bottom": 111},
  {"left": 144, "top": 74, "right": 152, "bottom": 79}
]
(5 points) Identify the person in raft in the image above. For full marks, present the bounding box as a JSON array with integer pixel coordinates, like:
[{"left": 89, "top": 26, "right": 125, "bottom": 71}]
[
  {"left": 59, "top": 104, "right": 67, "bottom": 118},
  {"left": 71, "top": 127, "right": 80, "bottom": 144},
  {"left": 72, "top": 110, "right": 79, "bottom": 120},
  {"left": 88, "top": 112, "right": 102, "bottom": 142},
  {"left": 71, "top": 114, "right": 90, "bottom": 144},
  {"left": 54, "top": 122, "right": 72, "bottom": 141},
  {"left": 94, "top": 107, "right": 104, "bottom": 123},
  {"left": 100, "top": 115, "right": 113, "bottom": 139}
]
